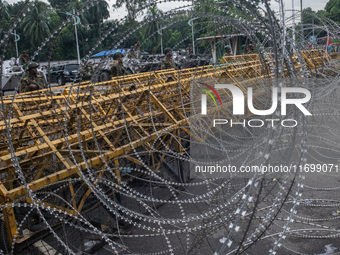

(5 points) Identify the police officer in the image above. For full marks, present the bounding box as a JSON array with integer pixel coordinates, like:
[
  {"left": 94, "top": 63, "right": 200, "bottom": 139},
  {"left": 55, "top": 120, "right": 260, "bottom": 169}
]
[
  {"left": 161, "top": 48, "right": 178, "bottom": 70},
  {"left": 134, "top": 41, "right": 141, "bottom": 52},
  {"left": 19, "top": 62, "right": 46, "bottom": 93},
  {"left": 83, "top": 62, "right": 94, "bottom": 80},
  {"left": 128, "top": 46, "right": 136, "bottom": 59},
  {"left": 186, "top": 44, "right": 193, "bottom": 56},
  {"left": 224, "top": 45, "right": 233, "bottom": 56},
  {"left": 111, "top": 52, "right": 126, "bottom": 77},
  {"left": 248, "top": 44, "right": 255, "bottom": 54},
  {"left": 242, "top": 45, "right": 249, "bottom": 55},
  {"left": 19, "top": 51, "right": 30, "bottom": 64}
]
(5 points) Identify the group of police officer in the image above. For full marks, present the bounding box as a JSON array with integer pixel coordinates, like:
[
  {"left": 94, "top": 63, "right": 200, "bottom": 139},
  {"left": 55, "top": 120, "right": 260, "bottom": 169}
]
[
  {"left": 223, "top": 44, "right": 255, "bottom": 57},
  {"left": 19, "top": 61, "right": 95, "bottom": 94},
  {"left": 19, "top": 67, "right": 94, "bottom": 95},
  {"left": 18, "top": 44, "right": 209, "bottom": 93},
  {"left": 110, "top": 46, "right": 178, "bottom": 77}
]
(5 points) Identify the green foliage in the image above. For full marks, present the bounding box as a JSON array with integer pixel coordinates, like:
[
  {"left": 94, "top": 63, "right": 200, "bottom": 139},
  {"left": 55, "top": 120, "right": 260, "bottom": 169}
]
[
  {"left": 0, "top": 0, "right": 10, "bottom": 20},
  {"left": 112, "top": 0, "right": 147, "bottom": 20},
  {"left": 302, "top": 7, "right": 316, "bottom": 24},
  {"left": 144, "top": 5, "right": 162, "bottom": 49},
  {"left": 166, "top": 30, "right": 181, "bottom": 48},
  {"left": 324, "top": 0, "right": 340, "bottom": 23},
  {"left": 8, "top": 0, "right": 25, "bottom": 15},
  {"left": 1, "top": 0, "right": 339, "bottom": 61},
  {"left": 0, "top": 0, "right": 10, "bottom": 37},
  {"left": 48, "top": 0, "right": 73, "bottom": 10},
  {"left": 20, "top": 1, "right": 54, "bottom": 45},
  {"left": 316, "top": 10, "right": 327, "bottom": 17}
]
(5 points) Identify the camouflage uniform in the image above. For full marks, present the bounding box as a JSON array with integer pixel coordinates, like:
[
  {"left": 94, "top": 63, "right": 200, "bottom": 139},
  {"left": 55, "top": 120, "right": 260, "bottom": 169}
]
[
  {"left": 128, "top": 50, "right": 136, "bottom": 59},
  {"left": 161, "top": 57, "right": 178, "bottom": 70},
  {"left": 247, "top": 44, "right": 255, "bottom": 54},
  {"left": 242, "top": 45, "right": 249, "bottom": 55},
  {"left": 134, "top": 42, "right": 141, "bottom": 52},
  {"left": 20, "top": 73, "right": 46, "bottom": 93},
  {"left": 223, "top": 45, "right": 233, "bottom": 57},
  {"left": 186, "top": 45, "right": 193, "bottom": 55},
  {"left": 19, "top": 53, "right": 30, "bottom": 64},
  {"left": 83, "top": 66, "right": 94, "bottom": 80},
  {"left": 224, "top": 51, "right": 233, "bottom": 57},
  {"left": 110, "top": 60, "right": 125, "bottom": 77}
]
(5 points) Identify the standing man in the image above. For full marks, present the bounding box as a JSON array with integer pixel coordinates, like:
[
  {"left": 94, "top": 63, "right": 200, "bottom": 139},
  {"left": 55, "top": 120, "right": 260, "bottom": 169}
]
[
  {"left": 224, "top": 45, "right": 233, "bottom": 56},
  {"left": 19, "top": 51, "right": 30, "bottom": 64},
  {"left": 248, "top": 44, "right": 255, "bottom": 54},
  {"left": 186, "top": 44, "right": 193, "bottom": 56},
  {"left": 134, "top": 41, "right": 141, "bottom": 52},
  {"left": 111, "top": 52, "right": 126, "bottom": 77},
  {"left": 128, "top": 46, "right": 136, "bottom": 59},
  {"left": 242, "top": 45, "right": 249, "bottom": 55},
  {"left": 161, "top": 48, "right": 178, "bottom": 70},
  {"left": 19, "top": 62, "right": 46, "bottom": 93},
  {"left": 83, "top": 62, "right": 94, "bottom": 80}
]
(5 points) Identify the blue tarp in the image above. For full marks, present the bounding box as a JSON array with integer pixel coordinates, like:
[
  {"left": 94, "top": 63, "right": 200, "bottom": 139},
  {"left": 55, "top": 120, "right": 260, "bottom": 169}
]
[{"left": 91, "top": 49, "right": 130, "bottom": 58}]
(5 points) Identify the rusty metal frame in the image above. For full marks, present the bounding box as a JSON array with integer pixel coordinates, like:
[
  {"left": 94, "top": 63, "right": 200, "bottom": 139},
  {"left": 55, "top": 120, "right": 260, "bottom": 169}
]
[{"left": 0, "top": 50, "right": 333, "bottom": 245}]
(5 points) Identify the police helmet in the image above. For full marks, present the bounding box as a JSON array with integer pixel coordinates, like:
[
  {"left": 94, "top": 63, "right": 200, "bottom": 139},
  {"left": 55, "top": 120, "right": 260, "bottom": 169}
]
[
  {"left": 164, "top": 48, "right": 173, "bottom": 55},
  {"left": 27, "top": 62, "right": 39, "bottom": 69},
  {"left": 225, "top": 45, "right": 231, "bottom": 50},
  {"left": 113, "top": 52, "right": 124, "bottom": 60}
]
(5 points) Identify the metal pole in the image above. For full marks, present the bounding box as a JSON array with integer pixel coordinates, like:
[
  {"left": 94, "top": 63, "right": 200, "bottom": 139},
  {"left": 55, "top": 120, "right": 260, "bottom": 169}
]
[
  {"left": 312, "top": 18, "right": 314, "bottom": 49},
  {"left": 74, "top": 10, "right": 80, "bottom": 64},
  {"left": 300, "top": 0, "right": 303, "bottom": 40},
  {"left": 14, "top": 30, "right": 18, "bottom": 58},
  {"left": 161, "top": 29, "right": 163, "bottom": 55},
  {"left": 192, "top": 20, "right": 195, "bottom": 55},
  {"left": 292, "top": 0, "right": 295, "bottom": 46},
  {"left": 212, "top": 38, "right": 216, "bottom": 64}
]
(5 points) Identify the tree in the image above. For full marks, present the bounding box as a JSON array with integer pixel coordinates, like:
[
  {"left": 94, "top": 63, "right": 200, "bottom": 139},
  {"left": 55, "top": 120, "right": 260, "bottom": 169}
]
[
  {"left": 166, "top": 30, "right": 181, "bottom": 48},
  {"left": 20, "top": 1, "right": 54, "bottom": 45},
  {"left": 48, "top": 0, "right": 73, "bottom": 10},
  {"left": 88, "top": 0, "right": 110, "bottom": 39},
  {"left": 324, "top": 0, "right": 340, "bottom": 23},
  {"left": 0, "top": 0, "right": 10, "bottom": 35},
  {"left": 113, "top": 0, "right": 146, "bottom": 20},
  {"left": 144, "top": 5, "right": 162, "bottom": 51},
  {"left": 302, "top": 7, "right": 317, "bottom": 28},
  {"left": 0, "top": 0, "right": 10, "bottom": 20}
]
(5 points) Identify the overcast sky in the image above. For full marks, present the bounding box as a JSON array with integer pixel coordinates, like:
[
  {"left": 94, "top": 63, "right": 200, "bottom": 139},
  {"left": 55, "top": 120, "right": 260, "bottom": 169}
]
[
  {"left": 6, "top": 0, "right": 330, "bottom": 20},
  {"left": 270, "top": 0, "right": 329, "bottom": 12},
  {"left": 110, "top": 0, "right": 330, "bottom": 20}
]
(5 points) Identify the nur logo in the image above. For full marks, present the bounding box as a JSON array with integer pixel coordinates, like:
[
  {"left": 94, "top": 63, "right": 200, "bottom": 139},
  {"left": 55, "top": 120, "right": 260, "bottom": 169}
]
[
  {"left": 199, "top": 83, "right": 312, "bottom": 116},
  {"left": 198, "top": 82, "right": 223, "bottom": 108}
]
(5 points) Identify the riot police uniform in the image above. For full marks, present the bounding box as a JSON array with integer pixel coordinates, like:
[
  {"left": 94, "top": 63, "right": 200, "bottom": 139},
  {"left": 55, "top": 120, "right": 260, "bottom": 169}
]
[
  {"left": 83, "top": 64, "right": 94, "bottom": 80},
  {"left": 20, "top": 62, "right": 46, "bottom": 93},
  {"left": 161, "top": 48, "right": 178, "bottom": 70},
  {"left": 19, "top": 52, "right": 30, "bottom": 64},
  {"left": 248, "top": 44, "right": 255, "bottom": 54},
  {"left": 224, "top": 45, "right": 233, "bottom": 56},
  {"left": 111, "top": 52, "right": 126, "bottom": 77},
  {"left": 128, "top": 47, "right": 136, "bottom": 59}
]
